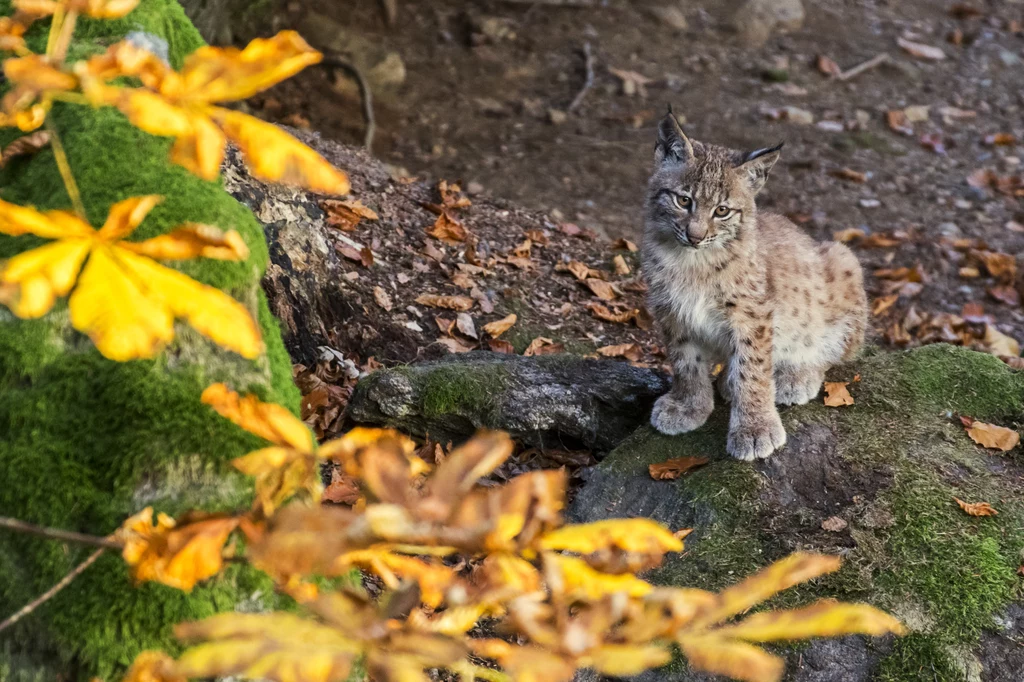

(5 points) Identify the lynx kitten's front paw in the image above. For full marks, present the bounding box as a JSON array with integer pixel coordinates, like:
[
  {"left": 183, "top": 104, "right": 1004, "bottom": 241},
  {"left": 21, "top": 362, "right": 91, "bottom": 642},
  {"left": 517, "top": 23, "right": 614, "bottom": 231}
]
[
  {"left": 651, "top": 393, "right": 713, "bottom": 435},
  {"left": 727, "top": 410, "right": 787, "bottom": 461}
]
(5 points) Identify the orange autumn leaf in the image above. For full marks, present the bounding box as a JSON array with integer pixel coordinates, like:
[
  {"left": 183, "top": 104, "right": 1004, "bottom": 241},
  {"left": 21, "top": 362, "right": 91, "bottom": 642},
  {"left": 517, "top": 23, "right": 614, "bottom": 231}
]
[
  {"left": 14, "top": 0, "right": 139, "bottom": 19},
  {"left": 0, "top": 17, "right": 30, "bottom": 56},
  {"left": 116, "top": 507, "right": 240, "bottom": 591},
  {"left": 415, "top": 294, "right": 475, "bottom": 311},
  {"left": 334, "top": 547, "right": 454, "bottom": 608},
  {"left": 537, "top": 518, "right": 684, "bottom": 555},
  {"left": 0, "top": 53, "right": 79, "bottom": 131},
  {"left": 482, "top": 313, "right": 517, "bottom": 338},
  {"left": 523, "top": 336, "right": 563, "bottom": 356},
  {"left": 584, "top": 278, "right": 617, "bottom": 301},
  {"left": 964, "top": 419, "right": 1020, "bottom": 452},
  {"left": 322, "top": 199, "right": 377, "bottom": 231},
  {"left": 426, "top": 211, "right": 468, "bottom": 244},
  {"left": 0, "top": 196, "right": 261, "bottom": 360},
  {"left": 121, "top": 651, "right": 185, "bottom": 682},
  {"left": 823, "top": 382, "right": 854, "bottom": 407},
  {"left": 596, "top": 343, "right": 643, "bottom": 362},
  {"left": 78, "top": 33, "right": 349, "bottom": 193},
  {"left": 649, "top": 456, "right": 709, "bottom": 481},
  {"left": 586, "top": 302, "right": 639, "bottom": 324},
  {"left": 954, "top": 497, "right": 998, "bottom": 517}
]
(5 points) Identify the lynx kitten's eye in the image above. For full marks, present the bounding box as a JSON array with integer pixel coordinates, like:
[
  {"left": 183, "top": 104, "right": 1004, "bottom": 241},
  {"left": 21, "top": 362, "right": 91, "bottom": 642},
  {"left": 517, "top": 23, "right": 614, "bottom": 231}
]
[
  {"left": 672, "top": 195, "right": 692, "bottom": 210},
  {"left": 714, "top": 205, "right": 731, "bottom": 218}
]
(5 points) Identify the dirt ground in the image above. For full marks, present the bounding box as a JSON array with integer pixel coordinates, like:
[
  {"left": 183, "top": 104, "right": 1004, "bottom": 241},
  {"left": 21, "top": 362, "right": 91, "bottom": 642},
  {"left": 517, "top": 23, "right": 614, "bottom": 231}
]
[{"left": 254, "top": 0, "right": 1024, "bottom": 364}]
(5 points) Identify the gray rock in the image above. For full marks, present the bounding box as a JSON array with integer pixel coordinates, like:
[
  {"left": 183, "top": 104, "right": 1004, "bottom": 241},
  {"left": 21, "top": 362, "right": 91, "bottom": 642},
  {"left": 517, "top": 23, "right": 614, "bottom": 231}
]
[
  {"left": 347, "top": 352, "right": 670, "bottom": 453},
  {"left": 732, "top": 0, "right": 805, "bottom": 47}
]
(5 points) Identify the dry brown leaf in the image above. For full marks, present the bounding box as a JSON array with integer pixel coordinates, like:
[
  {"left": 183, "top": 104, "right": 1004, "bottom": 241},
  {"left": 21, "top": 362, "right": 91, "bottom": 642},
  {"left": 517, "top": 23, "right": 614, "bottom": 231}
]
[
  {"left": 872, "top": 295, "right": 899, "bottom": 317},
  {"left": 524, "top": 229, "right": 549, "bottom": 245},
  {"left": 987, "top": 285, "right": 1020, "bottom": 307},
  {"left": 435, "top": 316, "right": 456, "bottom": 336},
  {"left": 373, "top": 286, "right": 393, "bottom": 312},
  {"left": 833, "top": 228, "right": 866, "bottom": 243},
  {"left": 456, "top": 313, "right": 478, "bottom": 340},
  {"left": 971, "top": 250, "right": 1016, "bottom": 281},
  {"left": 897, "top": 37, "right": 946, "bottom": 60},
  {"left": 416, "top": 294, "right": 475, "bottom": 311},
  {"left": 830, "top": 168, "right": 867, "bottom": 183},
  {"left": 954, "top": 498, "right": 998, "bottom": 516},
  {"left": 608, "top": 66, "right": 654, "bottom": 97},
  {"left": 649, "top": 456, "right": 709, "bottom": 481},
  {"left": 0, "top": 130, "right": 50, "bottom": 168},
  {"left": 983, "top": 325, "right": 1020, "bottom": 357},
  {"left": 512, "top": 239, "right": 532, "bottom": 258},
  {"left": 523, "top": 337, "right": 563, "bottom": 357},
  {"left": 483, "top": 313, "right": 517, "bottom": 338},
  {"left": 904, "top": 105, "right": 930, "bottom": 123},
  {"left": 322, "top": 468, "right": 361, "bottom": 505},
  {"left": 585, "top": 278, "right": 618, "bottom": 301},
  {"left": 338, "top": 245, "right": 374, "bottom": 267},
  {"left": 612, "top": 238, "right": 639, "bottom": 252},
  {"left": 437, "top": 336, "right": 475, "bottom": 353},
  {"left": 858, "top": 233, "right": 904, "bottom": 248},
  {"left": 322, "top": 199, "right": 378, "bottom": 231},
  {"left": 597, "top": 343, "right": 643, "bottom": 362},
  {"left": 586, "top": 302, "right": 639, "bottom": 325},
  {"left": 821, "top": 516, "right": 848, "bottom": 532},
  {"left": 488, "top": 338, "right": 515, "bottom": 354},
  {"left": 612, "top": 254, "right": 631, "bottom": 275},
  {"left": 965, "top": 419, "right": 1020, "bottom": 451},
  {"left": 557, "top": 260, "right": 603, "bottom": 282},
  {"left": 983, "top": 133, "right": 1017, "bottom": 146},
  {"left": 823, "top": 382, "right": 854, "bottom": 407},
  {"left": 427, "top": 212, "right": 468, "bottom": 244},
  {"left": 886, "top": 110, "right": 914, "bottom": 136},
  {"left": 816, "top": 55, "right": 841, "bottom": 77}
]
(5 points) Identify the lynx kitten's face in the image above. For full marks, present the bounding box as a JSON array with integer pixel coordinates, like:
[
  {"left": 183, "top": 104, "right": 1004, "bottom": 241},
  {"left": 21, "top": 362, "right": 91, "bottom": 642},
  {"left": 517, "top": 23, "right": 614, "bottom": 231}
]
[{"left": 646, "top": 114, "right": 781, "bottom": 250}]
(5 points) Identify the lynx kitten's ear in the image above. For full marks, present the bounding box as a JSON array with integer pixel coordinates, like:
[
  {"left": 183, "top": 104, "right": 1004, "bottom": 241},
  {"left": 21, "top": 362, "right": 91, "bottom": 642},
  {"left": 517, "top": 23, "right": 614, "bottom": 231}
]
[
  {"left": 736, "top": 143, "right": 784, "bottom": 194},
  {"left": 655, "top": 108, "right": 695, "bottom": 164}
]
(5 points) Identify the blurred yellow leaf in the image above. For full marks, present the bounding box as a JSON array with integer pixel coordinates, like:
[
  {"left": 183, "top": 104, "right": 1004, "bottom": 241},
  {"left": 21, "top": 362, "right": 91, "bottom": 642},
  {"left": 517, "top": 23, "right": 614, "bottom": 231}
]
[
  {"left": 0, "top": 54, "right": 78, "bottom": 131},
  {"left": 0, "top": 196, "right": 261, "bottom": 360},
  {"left": 0, "top": 17, "right": 30, "bottom": 56},
  {"left": 335, "top": 547, "right": 454, "bottom": 608},
  {"left": 78, "top": 33, "right": 349, "bottom": 193},
  {"left": 481, "top": 552, "right": 543, "bottom": 594},
  {"left": 174, "top": 612, "right": 360, "bottom": 682},
  {"left": 117, "top": 507, "right": 239, "bottom": 591},
  {"left": 14, "top": 0, "right": 139, "bottom": 19},
  {"left": 677, "top": 636, "right": 784, "bottom": 682},
  {"left": 548, "top": 554, "right": 653, "bottom": 600},
  {"left": 473, "top": 642, "right": 575, "bottom": 682},
  {"left": 202, "top": 383, "right": 312, "bottom": 451},
  {"left": 712, "top": 600, "right": 905, "bottom": 641},
  {"left": 586, "top": 644, "right": 672, "bottom": 676},
  {"left": 537, "top": 518, "right": 683, "bottom": 556},
  {"left": 122, "top": 651, "right": 185, "bottom": 682}
]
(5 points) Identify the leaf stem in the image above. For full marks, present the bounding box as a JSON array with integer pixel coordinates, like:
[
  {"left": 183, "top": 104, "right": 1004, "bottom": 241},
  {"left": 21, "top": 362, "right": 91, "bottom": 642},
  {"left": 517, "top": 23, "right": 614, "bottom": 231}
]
[
  {"left": 0, "top": 548, "right": 105, "bottom": 634},
  {"left": 45, "top": 4, "right": 65, "bottom": 58},
  {"left": 44, "top": 118, "right": 87, "bottom": 219},
  {"left": 0, "top": 516, "right": 122, "bottom": 550},
  {"left": 51, "top": 9, "right": 78, "bottom": 63}
]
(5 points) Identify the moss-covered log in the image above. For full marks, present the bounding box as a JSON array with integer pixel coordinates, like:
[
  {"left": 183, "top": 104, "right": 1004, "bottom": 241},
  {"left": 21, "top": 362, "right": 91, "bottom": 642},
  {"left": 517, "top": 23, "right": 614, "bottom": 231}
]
[
  {"left": 570, "top": 345, "right": 1024, "bottom": 681},
  {"left": 0, "top": 1, "right": 298, "bottom": 678}
]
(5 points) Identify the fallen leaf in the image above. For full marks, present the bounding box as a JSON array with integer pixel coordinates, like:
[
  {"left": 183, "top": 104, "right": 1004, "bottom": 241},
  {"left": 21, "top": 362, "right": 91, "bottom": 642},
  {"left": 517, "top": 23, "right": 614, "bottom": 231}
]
[
  {"left": 833, "top": 228, "right": 866, "bottom": 243},
  {"left": 608, "top": 67, "right": 654, "bottom": 97},
  {"left": 437, "top": 336, "right": 475, "bottom": 353},
  {"left": 762, "top": 105, "right": 814, "bottom": 125},
  {"left": 372, "top": 286, "right": 392, "bottom": 312},
  {"left": 903, "top": 105, "right": 930, "bottom": 122},
  {"left": 525, "top": 229, "right": 549, "bottom": 245},
  {"left": 488, "top": 338, "right": 515, "bottom": 354},
  {"left": 0, "top": 130, "right": 50, "bottom": 168},
  {"left": 415, "top": 294, "right": 474, "bottom": 311},
  {"left": 585, "top": 278, "right": 618, "bottom": 301},
  {"left": 960, "top": 266, "right": 980, "bottom": 278},
  {"left": 823, "top": 382, "right": 854, "bottom": 407},
  {"left": 858, "top": 233, "right": 904, "bottom": 248},
  {"left": 971, "top": 250, "right": 1016, "bottom": 281},
  {"left": 984, "top": 133, "right": 1018, "bottom": 146},
  {"left": 984, "top": 325, "right": 1019, "bottom": 358},
  {"left": 338, "top": 245, "right": 373, "bottom": 267},
  {"left": 586, "top": 302, "right": 639, "bottom": 324},
  {"left": 886, "top": 110, "right": 914, "bottom": 136},
  {"left": 897, "top": 37, "right": 945, "bottom": 61},
  {"left": 816, "top": 55, "right": 841, "bottom": 77},
  {"left": 456, "top": 312, "right": 478, "bottom": 340},
  {"left": 964, "top": 419, "right": 1020, "bottom": 451},
  {"left": 830, "top": 168, "right": 867, "bottom": 183},
  {"left": 482, "top": 313, "right": 517, "bottom": 338},
  {"left": 427, "top": 212, "right": 468, "bottom": 244},
  {"left": 954, "top": 498, "right": 998, "bottom": 516},
  {"left": 612, "top": 254, "right": 631, "bottom": 275},
  {"left": 919, "top": 133, "right": 948, "bottom": 155},
  {"left": 872, "top": 295, "right": 899, "bottom": 316},
  {"left": 987, "top": 285, "right": 1020, "bottom": 307},
  {"left": 322, "top": 468, "right": 361, "bottom": 505},
  {"left": 649, "top": 456, "right": 709, "bottom": 481},
  {"left": 821, "top": 516, "right": 848, "bottom": 532},
  {"left": 612, "top": 238, "right": 638, "bottom": 252},
  {"left": 597, "top": 343, "right": 643, "bottom": 362},
  {"left": 435, "top": 316, "right": 456, "bottom": 336},
  {"left": 523, "top": 337, "right": 563, "bottom": 356},
  {"left": 321, "top": 199, "right": 378, "bottom": 231},
  {"left": 558, "top": 260, "right": 603, "bottom": 282},
  {"left": 512, "top": 239, "right": 532, "bottom": 258}
]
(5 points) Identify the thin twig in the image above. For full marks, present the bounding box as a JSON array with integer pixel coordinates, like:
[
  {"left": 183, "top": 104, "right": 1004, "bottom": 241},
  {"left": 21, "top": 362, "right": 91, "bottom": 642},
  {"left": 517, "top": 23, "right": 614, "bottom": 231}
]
[
  {"left": 836, "top": 53, "right": 890, "bottom": 82},
  {"left": 0, "top": 516, "right": 121, "bottom": 550},
  {"left": 567, "top": 42, "right": 595, "bottom": 113},
  {"left": 322, "top": 55, "right": 376, "bottom": 152},
  {"left": 0, "top": 548, "right": 105, "bottom": 634},
  {"left": 44, "top": 119, "right": 86, "bottom": 219}
]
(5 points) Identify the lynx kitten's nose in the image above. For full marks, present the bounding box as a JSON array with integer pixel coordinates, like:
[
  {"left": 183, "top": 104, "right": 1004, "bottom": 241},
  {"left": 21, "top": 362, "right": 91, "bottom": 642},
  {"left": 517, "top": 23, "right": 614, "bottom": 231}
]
[{"left": 687, "top": 223, "right": 708, "bottom": 245}]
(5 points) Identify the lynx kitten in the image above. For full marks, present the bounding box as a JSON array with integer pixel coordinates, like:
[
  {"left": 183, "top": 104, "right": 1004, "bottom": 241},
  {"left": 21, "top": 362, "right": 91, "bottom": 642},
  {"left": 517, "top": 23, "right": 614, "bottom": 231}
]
[{"left": 643, "top": 111, "right": 867, "bottom": 461}]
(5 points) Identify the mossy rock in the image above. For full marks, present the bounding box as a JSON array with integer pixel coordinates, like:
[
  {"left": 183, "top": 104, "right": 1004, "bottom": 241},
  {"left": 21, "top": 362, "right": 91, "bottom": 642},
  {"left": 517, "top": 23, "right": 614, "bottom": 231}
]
[
  {"left": 0, "top": 1, "right": 299, "bottom": 678},
  {"left": 569, "top": 345, "right": 1024, "bottom": 681}
]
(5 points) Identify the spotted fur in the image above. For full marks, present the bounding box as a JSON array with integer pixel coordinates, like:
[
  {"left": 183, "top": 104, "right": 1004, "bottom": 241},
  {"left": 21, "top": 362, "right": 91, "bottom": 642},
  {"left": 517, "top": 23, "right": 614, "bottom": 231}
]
[{"left": 643, "top": 112, "right": 867, "bottom": 461}]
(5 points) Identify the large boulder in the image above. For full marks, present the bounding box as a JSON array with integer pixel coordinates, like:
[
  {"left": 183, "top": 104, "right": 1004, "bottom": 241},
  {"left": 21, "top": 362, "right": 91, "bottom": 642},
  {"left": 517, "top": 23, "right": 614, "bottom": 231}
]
[{"left": 0, "top": 1, "right": 298, "bottom": 677}]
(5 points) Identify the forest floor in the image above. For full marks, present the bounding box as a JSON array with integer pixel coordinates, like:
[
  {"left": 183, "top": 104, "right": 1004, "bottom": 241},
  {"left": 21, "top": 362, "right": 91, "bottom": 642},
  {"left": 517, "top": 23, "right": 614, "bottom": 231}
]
[{"left": 253, "top": 0, "right": 1024, "bottom": 405}]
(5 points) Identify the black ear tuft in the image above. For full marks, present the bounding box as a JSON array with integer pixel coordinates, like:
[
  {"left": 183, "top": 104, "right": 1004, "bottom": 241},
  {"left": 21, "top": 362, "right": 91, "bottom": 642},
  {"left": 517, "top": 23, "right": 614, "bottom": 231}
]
[
  {"left": 742, "top": 141, "right": 784, "bottom": 164},
  {"left": 655, "top": 107, "right": 695, "bottom": 164},
  {"left": 736, "top": 142, "right": 783, "bottom": 194}
]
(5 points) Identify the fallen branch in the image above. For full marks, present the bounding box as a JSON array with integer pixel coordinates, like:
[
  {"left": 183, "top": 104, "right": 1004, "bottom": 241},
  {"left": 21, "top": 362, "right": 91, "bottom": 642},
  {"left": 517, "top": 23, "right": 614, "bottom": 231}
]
[
  {"left": 323, "top": 55, "right": 376, "bottom": 151},
  {"left": 836, "top": 53, "right": 890, "bottom": 81},
  {"left": 567, "top": 42, "right": 596, "bottom": 113},
  {"left": 0, "top": 548, "right": 105, "bottom": 634},
  {"left": 0, "top": 516, "right": 121, "bottom": 550}
]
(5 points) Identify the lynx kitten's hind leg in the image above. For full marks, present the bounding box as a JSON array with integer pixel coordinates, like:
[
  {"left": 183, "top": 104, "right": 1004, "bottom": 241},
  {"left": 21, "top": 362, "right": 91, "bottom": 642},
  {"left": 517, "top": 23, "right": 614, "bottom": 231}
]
[{"left": 775, "top": 365, "right": 825, "bottom": 406}]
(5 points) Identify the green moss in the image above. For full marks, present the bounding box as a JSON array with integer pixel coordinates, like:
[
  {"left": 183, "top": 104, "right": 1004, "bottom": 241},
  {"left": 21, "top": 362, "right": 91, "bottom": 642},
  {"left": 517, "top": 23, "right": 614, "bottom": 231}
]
[
  {"left": 877, "top": 633, "right": 963, "bottom": 682},
  {"left": 415, "top": 364, "right": 505, "bottom": 419},
  {"left": 0, "top": 1, "right": 298, "bottom": 677}
]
